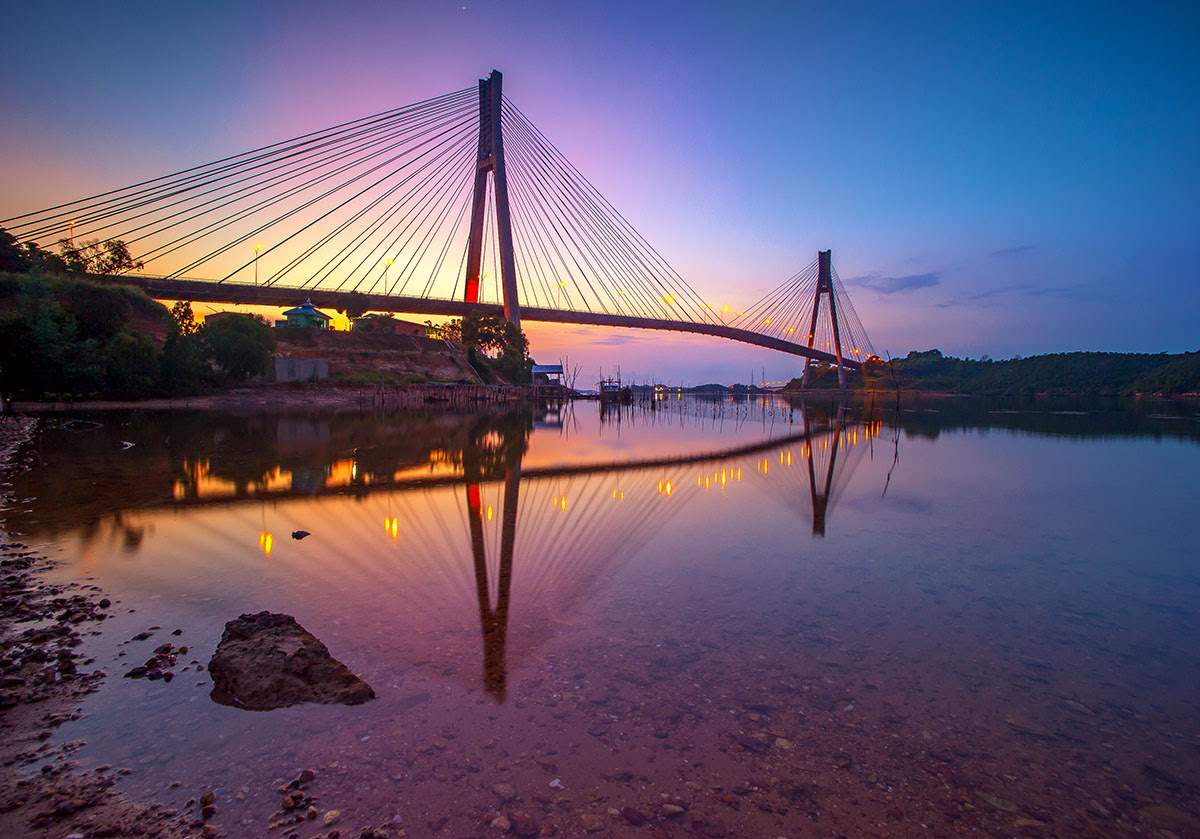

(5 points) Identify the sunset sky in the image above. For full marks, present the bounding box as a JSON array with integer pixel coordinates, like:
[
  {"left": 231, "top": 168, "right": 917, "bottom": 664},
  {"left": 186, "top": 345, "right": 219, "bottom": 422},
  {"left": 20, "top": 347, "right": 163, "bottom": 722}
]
[{"left": 2, "top": 1, "right": 1196, "bottom": 385}]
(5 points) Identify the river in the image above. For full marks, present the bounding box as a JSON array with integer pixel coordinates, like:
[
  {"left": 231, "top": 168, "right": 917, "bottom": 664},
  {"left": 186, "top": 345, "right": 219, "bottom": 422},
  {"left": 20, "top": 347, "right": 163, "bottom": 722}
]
[{"left": 5, "top": 395, "right": 1199, "bottom": 838}]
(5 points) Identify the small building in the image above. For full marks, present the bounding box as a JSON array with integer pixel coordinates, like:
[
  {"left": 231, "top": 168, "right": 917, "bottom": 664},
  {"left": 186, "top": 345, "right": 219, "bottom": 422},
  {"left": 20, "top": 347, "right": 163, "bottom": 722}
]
[
  {"left": 351, "top": 313, "right": 425, "bottom": 337},
  {"left": 280, "top": 300, "right": 332, "bottom": 329},
  {"left": 531, "top": 364, "right": 564, "bottom": 386}
]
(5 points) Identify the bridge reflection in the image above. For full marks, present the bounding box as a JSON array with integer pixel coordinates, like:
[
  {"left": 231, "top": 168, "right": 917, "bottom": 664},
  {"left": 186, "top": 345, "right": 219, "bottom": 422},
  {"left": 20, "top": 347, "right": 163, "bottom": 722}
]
[
  {"left": 424, "top": 405, "right": 877, "bottom": 699},
  {"left": 10, "top": 401, "right": 879, "bottom": 701}
]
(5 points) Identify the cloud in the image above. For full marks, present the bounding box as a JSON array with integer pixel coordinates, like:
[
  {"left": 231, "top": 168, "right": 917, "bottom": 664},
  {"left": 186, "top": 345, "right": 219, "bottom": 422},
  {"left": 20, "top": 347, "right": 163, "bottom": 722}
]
[
  {"left": 934, "top": 283, "right": 1029, "bottom": 308},
  {"left": 844, "top": 271, "right": 942, "bottom": 294},
  {"left": 935, "top": 281, "right": 1091, "bottom": 309},
  {"left": 987, "top": 244, "right": 1037, "bottom": 259}
]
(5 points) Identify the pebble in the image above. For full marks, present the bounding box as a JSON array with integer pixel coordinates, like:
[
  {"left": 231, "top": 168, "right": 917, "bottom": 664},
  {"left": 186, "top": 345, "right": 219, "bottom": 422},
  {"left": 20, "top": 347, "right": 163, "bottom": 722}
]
[
  {"left": 492, "top": 782, "right": 517, "bottom": 801},
  {"left": 324, "top": 809, "right": 341, "bottom": 826},
  {"left": 490, "top": 815, "right": 511, "bottom": 831},
  {"left": 662, "top": 804, "right": 685, "bottom": 817},
  {"left": 976, "top": 791, "right": 1019, "bottom": 813},
  {"left": 548, "top": 778, "right": 564, "bottom": 789},
  {"left": 199, "top": 790, "right": 215, "bottom": 807},
  {"left": 579, "top": 813, "right": 604, "bottom": 832}
]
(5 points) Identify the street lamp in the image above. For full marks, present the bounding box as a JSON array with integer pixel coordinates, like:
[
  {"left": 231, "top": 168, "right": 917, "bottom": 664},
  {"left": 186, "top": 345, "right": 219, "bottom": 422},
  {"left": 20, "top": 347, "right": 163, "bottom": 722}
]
[
  {"left": 253, "top": 243, "right": 264, "bottom": 285},
  {"left": 68, "top": 220, "right": 77, "bottom": 246},
  {"left": 382, "top": 257, "right": 394, "bottom": 294},
  {"left": 558, "top": 279, "right": 567, "bottom": 308}
]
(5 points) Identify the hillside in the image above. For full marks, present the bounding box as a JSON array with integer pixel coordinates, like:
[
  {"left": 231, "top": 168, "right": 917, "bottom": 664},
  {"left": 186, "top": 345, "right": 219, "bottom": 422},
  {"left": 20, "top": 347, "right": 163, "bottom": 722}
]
[{"left": 790, "top": 349, "right": 1200, "bottom": 396}]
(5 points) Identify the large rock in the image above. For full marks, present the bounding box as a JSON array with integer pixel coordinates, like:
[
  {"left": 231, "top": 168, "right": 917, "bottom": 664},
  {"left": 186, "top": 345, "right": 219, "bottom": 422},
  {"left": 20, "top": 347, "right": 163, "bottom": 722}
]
[{"left": 208, "top": 611, "right": 374, "bottom": 710}]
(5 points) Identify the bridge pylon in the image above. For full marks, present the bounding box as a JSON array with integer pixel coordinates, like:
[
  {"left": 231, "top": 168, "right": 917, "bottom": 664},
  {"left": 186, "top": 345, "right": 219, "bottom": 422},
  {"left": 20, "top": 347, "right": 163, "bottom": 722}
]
[
  {"left": 464, "top": 69, "right": 521, "bottom": 328},
  {"left": 802, "top": 249, "right": 846, "bottom": 388}
]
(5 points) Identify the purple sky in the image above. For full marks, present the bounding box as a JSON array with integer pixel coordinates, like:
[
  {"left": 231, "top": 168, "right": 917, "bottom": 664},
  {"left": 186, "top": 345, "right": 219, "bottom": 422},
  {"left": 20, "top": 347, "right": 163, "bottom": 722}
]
[{"left": 2, "top": 1, "right": 1197, "bottom": 385}]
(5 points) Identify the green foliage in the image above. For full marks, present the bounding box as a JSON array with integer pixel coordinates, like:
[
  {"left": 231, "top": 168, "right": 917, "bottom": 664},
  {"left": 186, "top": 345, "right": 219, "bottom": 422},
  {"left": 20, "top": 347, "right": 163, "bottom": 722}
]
[
  {"left": 1130, "top": 352, "right": 1200, "bottom": 395},
  {"left": 0, "top": 272, "right": 214, "bottom": 400},
  {"left": 0, "top": 228, "right": 68, "bottom": 274},
  {"left": 0, "top": 228, "right": 31, "bottom": 273},
  {"left": 340, "top": 291, "right": 369, "bottom": 320},
  {"left": 426, "top": 319, "right": 461, "bottom": 341},
  {"left": 457, "top": 310, "right": 533, "bottom": 384},
  {"left": 102, "top": 332, "right": 160, "bottom": 399},
  {"left": 160, "top": 330, "right": 207, "bottom": 395},
  {"left": 170, "top": 301, "right": 199, "bottom": 336},
  {"left": 200, "top": 314, "right": 276, "bottom": 381},
  {"left": 56, "top": 280, "right": 133, "bottom": 342},
  {"left": 56, "top": 238, "right": 144, "bottom": 275},
  {"left": 858, "top": 349, "right": 1200, "bottom": 396},
  {"left": 0, "top": 285, "right": 79, "bottom": 396}
]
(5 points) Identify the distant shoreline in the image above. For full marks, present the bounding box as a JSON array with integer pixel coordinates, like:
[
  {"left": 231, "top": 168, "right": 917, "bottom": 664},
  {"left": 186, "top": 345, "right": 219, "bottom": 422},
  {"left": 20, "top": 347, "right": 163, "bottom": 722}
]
[{"left": 10, "top": 384, "right": 1198, "bottom": 415}]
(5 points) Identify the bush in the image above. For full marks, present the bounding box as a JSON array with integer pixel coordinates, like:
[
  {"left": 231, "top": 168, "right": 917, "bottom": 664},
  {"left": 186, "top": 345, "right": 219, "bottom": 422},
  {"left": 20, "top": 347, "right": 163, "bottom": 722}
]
[
  {"left": 102, "top": 332, "right": 161, "bottom": 399},
  {"left": 201, "top": 314, "right": 276, "bottom": 380}
]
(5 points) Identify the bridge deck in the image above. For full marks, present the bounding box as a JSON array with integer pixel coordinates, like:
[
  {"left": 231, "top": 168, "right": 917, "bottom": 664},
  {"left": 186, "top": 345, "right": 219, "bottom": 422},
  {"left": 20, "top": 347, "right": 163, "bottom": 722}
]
[{"left": 126, "top": 276, "right": 861, "bottom": 370}]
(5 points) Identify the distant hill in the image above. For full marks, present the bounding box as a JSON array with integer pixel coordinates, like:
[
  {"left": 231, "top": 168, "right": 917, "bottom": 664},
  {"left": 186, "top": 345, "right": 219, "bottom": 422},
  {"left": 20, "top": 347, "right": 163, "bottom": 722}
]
[{"left": 787, "top": 349, "right": 1200, "bottom": 396}]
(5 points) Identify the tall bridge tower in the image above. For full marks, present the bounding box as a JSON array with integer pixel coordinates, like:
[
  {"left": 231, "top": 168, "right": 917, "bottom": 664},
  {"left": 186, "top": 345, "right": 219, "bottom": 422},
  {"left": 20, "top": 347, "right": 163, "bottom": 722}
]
[
  {"left": 803, "top": 249, "right": 846, "bottom": 388},
  {"left": 464, "top": 70, "right": 521, "bottom": 328}
]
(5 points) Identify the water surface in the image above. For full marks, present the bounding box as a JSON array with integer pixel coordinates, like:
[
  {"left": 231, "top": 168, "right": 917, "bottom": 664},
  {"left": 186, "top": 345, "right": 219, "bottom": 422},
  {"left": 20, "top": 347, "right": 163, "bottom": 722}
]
[{"left": 7, "top": 396, "right": 1200, "bottom": 838}]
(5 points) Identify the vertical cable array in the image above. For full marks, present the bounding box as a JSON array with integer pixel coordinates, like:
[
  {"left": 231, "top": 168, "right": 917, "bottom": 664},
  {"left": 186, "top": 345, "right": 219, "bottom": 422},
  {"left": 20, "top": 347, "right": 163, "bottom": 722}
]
[
  {"left": 2, "top": 76, "right": 873, "bottom": 363},
  {"left": 2, "top": 89, "right": 481, "bottom": 294},
  {"left": 500, "top": 99, "right": 719, "bottom": 324}
]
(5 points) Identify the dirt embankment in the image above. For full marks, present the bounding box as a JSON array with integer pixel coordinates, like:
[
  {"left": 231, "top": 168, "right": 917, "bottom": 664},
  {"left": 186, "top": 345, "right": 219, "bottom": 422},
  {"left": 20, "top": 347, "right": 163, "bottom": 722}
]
[
  {"left": 274, "top": 329, "right": 482, "bottom": 384},
  {"left": 0, "top": 418, "right": 192, "bottom": 838}
]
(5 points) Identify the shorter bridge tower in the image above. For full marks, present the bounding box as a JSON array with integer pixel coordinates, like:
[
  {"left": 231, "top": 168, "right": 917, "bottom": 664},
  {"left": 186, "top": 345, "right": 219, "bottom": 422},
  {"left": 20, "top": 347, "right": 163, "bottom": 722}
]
[{"left": 464, "top": 70, "right": 521, "bottom": 328}]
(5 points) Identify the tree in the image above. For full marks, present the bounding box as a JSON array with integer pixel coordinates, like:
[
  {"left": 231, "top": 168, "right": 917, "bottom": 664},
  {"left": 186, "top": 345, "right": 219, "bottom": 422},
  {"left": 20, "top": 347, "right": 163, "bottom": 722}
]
[
  {"left": 201, "top": 314, "right": 276, "bottom": 380},
  {"left": 457, "top": 310, "right": 532, "bottom": 383},
  {"left": 57, "top": 238, "right": 144, "bottom": 275},
  {"left": 23, "top": 241, "right": 67, "bottom": 273},
  {"left": 58, "top": 281, "right": 132, "bottom": 343},
  {"left": 102, "top": 333, "right": 161, "bottom": 399},
  {"left": 0, "top": 228, "right": 31, "bottom": 273},
  {"left": 0, "top": 286, "right": 76, "bottom": 396},
  {"left": 426, "top": 318, "right": 462, "bottom": 341},
  {"left": 339, "top": 291, "right": 369, "bottom": 320},
  {"left": 170, "top": 301, "right": 199, "bottom": 336}
]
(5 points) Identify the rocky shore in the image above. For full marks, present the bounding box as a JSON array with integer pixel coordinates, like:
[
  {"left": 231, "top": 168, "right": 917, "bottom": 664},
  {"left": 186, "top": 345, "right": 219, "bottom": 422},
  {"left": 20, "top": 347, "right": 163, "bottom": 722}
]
[{"left": 0, "top": 417, "right": 191, "bottom": 838}]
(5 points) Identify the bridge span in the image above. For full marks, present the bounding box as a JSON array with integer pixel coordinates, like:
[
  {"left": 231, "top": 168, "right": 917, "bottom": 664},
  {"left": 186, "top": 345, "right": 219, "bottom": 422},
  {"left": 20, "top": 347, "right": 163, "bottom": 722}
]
[
  {"left": 126, "top": 275, "right": 860, "bottom": 369},
  {"left": 7, "top": 70, "right": 874, "bottom": 374}
]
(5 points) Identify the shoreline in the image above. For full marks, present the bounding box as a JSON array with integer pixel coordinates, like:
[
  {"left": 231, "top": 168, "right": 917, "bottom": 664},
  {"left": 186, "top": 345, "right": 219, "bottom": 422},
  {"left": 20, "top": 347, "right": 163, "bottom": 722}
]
[
  {"left": 11, "top": 386, "right": 1198, "bottom": 417},
  {"left": 0, "top": 417, "right": 193, "bottom": 838},
  {"left": 12, "top": 381, "right": 555, "bottom": 414}
]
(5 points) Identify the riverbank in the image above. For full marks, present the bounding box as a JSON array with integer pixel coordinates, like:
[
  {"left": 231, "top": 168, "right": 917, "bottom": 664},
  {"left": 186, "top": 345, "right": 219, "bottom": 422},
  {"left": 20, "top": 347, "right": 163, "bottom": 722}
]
[
  {"left": 0, "top": 417, "right": 193, "bottom": 838},
  {"left": 13, "top": 381, "right": 564, "bottom": 415}
]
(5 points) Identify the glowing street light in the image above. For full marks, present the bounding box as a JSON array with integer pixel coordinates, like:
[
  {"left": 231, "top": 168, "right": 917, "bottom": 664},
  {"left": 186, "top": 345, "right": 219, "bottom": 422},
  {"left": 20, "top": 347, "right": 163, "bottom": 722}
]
[
  {"left": 253, "top": 243, "right": 264, "bottom": 285},
  {"left": 381, "top": 257, "right": 394, "bottom": 293}
]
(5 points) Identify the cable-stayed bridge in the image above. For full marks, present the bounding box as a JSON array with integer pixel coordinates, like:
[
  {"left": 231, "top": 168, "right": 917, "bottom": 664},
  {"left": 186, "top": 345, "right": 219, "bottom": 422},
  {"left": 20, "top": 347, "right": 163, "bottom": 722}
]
[{"left": 3, "top": 70, "right": 874, "bottom": 377}]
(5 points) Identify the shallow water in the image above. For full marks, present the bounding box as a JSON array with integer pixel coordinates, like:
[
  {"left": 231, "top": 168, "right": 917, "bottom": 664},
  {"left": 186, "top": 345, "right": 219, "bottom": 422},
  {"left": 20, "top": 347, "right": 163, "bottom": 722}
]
[{"left": 6, "top": 396, "right": 1200, "bottom": 838}]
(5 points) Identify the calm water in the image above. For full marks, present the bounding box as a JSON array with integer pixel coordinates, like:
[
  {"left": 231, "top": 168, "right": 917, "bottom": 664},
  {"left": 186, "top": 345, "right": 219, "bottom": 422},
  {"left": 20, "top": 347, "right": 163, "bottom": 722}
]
[{"left": 6, "top": 396, "right": 1200, "bottom": 838}]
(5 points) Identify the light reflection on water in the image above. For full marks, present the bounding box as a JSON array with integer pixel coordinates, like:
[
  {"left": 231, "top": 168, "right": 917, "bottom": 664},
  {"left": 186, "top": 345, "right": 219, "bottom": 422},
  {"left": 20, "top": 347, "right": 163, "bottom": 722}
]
[{"left": 7, "top": 396, "right": 1200, "bottom": 838}]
